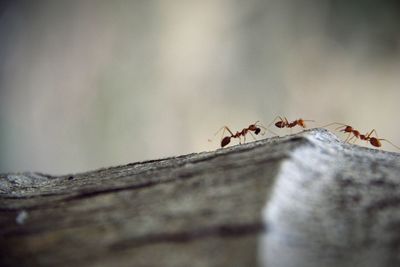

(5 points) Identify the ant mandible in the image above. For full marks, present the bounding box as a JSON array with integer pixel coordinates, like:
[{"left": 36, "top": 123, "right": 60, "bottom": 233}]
[
  {"left": 268, "top": 116, "right": 314, "bottom": 130},
  {"left": 215, "top": 121, "right": 268, "bottom": 148}
]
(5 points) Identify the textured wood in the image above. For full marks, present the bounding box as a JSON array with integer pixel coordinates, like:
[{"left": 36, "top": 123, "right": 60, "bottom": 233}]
[{"left": 1, "top": 128, "right": 400, "bottom": 267}]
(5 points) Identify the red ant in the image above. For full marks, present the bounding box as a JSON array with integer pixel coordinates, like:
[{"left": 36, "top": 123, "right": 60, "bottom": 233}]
[
  {"left": 268, "top": 116, "right": 314, "bottom": 130},
  {"left": 350, "top": 129, "right": 400, "bottom": 150},
  {"left": 215, "top": 121, "right": 270, "bottom": 148},
  {"left": 324, "top": 122, "right": 400, "bottom": 150},
  {"left": 323, "top": 123, "right": 361, "bottom": 142}
]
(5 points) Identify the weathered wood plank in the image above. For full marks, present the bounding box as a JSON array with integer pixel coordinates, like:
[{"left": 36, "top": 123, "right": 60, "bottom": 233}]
[{"left": 1, "top": 128, "right": 400, "bottom": 267}]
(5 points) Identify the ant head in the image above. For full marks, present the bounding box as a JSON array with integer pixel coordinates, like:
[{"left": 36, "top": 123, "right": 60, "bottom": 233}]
[
  {"left": 254, "top": 128, "right": 261, "bottom": 135},
  {"left": 275, "top": 121, "right": 285, "bottom": 128},
  {"left": 341, "top": 126, "right": 353, "bottom": 133},
  {"left": 297, "top": 119, "right": 306, "bottom": 128},
  {"left": 369, "top": 137, "right": 381, "bottom": 147},
  {"left": 248, "top": 124, "right": 257, "bottom": 131},
  {"left": 221, "top": 136, "right": 231, "bottom": 147}
]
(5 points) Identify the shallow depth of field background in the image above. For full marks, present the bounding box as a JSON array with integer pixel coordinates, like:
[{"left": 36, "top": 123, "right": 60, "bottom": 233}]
[{"left": 1, "top": 0, "right": 400, "bottom": 174}]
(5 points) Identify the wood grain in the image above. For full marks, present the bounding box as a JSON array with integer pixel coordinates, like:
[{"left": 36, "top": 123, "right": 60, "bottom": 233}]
[{"left": 1, "top": 128, "right": 399, "bottom": 267}]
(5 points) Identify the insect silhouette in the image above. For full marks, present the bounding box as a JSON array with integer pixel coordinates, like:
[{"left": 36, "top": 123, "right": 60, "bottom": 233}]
[
  {"left": 324, "top": 122, "right": 400, "bottom": 150},
  {"left": 269, "top": 116, "right": 314, "bottom": 130},
  {"left": 215, "top": 121, "right": 270, "bottom": 148}
]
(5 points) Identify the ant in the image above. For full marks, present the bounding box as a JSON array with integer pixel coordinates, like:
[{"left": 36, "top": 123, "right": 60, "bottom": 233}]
[
  {"left": 215, "top": 121, "right": 270, "bottom": 148},
  {"left": 268, "top": 116, "right": 314, "bottom": 130},
  {"left": 323, "top": 122, "right": 361, "bottom": 142},
  {"left": 350, "top": 129, "right": 400, "bottom": 150},
  {"left": 324, "top": 122, "right": 400, "bottom": 150}
]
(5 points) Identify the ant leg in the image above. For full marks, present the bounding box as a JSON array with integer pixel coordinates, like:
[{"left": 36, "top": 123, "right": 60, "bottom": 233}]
[
  {"left": 284, "top": 117, "right": 293, "bottom": 134},
  {"left": 214, "top": 126, "right": 226, "bottom": 140},
  {"left": 366, "top": 129, "right": 378, "bottom": 138},
  {"left": 215, "top": 126, "right": 234, "bottom": 143},
  {"left": 349, "top": 135, "right": 358, "bottom": 144},
  {"left": 255, "top": 122, "right": 278, "bottom": 136},
  {"left": 346, "top": 133, "right": 359, "bottom": 145},
  {"left": 249, "top": 132, "right": 257, "bottom": 141},
  {"left": 267, "top": 116, "right": 284, "bottom": 128},
  {"left": 335, "top": 125, "right": 347, "bottom": 131},
  {"left": 379, "top": 139, "right": 400, "bottom": 150},
  {"left": 266, "top": 128, "right": 279, "bottom": 136},
  {"left": 215, "top": 126, "right": 234, "bottom": 137},
  {"left": 321, "top": 122, "right": 348, "bottom": 128},
  {"left": 344, "top": 132, "right": 352, "bottom": 142},
  {"left": 284, "top": 117, "right": 289, "bottom": 126}
]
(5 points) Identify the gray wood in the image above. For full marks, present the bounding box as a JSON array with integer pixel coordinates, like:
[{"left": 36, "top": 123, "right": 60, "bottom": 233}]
[{"left": 1, "top": 128, "right": 400, "bottom": 267}]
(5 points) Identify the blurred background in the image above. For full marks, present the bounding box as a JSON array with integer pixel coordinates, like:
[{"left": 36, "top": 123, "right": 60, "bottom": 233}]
[{"left": 1, "top": 0, "right": 400, "bottom": 175}]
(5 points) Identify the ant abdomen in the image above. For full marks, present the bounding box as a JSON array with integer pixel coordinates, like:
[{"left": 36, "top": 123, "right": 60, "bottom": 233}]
[
  {"left": 221, "top": 136, "right": 231, "bottom": 147},
  {"left": 275, "top": 121, "right": 285, "bottom": 128},
  {"left": 370, "top": 137, "right": 381, "bottom": 147},
  {"left": 255, "top": 128, "right": 261, "bottom": 135}
]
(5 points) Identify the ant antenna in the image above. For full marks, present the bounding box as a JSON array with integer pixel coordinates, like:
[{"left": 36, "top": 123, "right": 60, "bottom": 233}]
[
  {"left": 304, "top": 120, "right": 315, "bottom": 126},
  {"left": 321, "top": 122, "right": 349, "bottom": 128},
  {"left": 379, "top": 139, "right": 400, "bottom": 150},
  {"left": 253, "top": 121, "right": 278, "bottom": 136}
]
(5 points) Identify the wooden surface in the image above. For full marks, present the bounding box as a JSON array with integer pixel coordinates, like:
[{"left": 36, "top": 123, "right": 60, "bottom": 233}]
[{"left": 1, "top": 128, "right": 400, "bottom": 267}]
